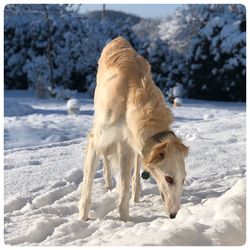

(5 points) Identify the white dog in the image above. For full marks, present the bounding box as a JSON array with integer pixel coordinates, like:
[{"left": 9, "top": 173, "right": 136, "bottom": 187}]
[{"left": 79, "top": 37, "right": 188, "bottom": 221}]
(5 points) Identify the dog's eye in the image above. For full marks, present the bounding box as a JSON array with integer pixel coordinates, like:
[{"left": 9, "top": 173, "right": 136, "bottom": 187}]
[
  {"left": 165, "top": 176, "right": 174, "bottom": 185},
  {"left": 157, "top": 153, "right": 165, "bottom": 161}
]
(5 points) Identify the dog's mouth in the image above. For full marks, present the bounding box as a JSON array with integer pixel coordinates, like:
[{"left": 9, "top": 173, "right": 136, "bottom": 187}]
[{"left": 160, "top": 192, "right": 178, "bottom": 219}]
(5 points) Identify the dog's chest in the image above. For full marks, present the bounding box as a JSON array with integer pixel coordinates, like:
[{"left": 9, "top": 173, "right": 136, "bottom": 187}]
[{"left": 94, "top": 119, "right": 133, "bottom": 151}]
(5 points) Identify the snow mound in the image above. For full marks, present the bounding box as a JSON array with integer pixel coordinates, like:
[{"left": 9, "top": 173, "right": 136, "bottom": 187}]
[
  {"left": 6, "top": 217, "right": 66, "bottom": 244},
  {"left": 173, "top": 178, "right": 246, "bottom": 246},
  {"left": 65, "top": 168, "right": 83, "bottom": 184},
  {"left": 4, "top": 100, "right": 34, "bottom": 116},
  {"left": 4, "top": 196, "right": 29, "bottom": 213},
  {"left": 43, "top": 135, "right": 70, "bottom": 144},
  {"left": 32, "top": 183, "right": 76, "bottom": 208},
  {"left": 203, "top": 113, "right": 215, "bottom": 120}
]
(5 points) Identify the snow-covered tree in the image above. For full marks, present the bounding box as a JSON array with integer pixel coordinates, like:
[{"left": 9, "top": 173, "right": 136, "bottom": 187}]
[
  {"left": 186, "top": 4, "right": 246, "bottom": 101},
  {"left": 22, "top": 56, "right": 50, "bottom": 98},
  {"left": 4, "top": 4, "right": 141, "bottom": 95},
  {"left": 159, "top": 4, "right": 231, "bottom": 53},
  {"left": 4, "top": 4, "right": 69, "bottom": 93},
  {"left": 132, "top": 18, "right": 161, "bottom": 41}
]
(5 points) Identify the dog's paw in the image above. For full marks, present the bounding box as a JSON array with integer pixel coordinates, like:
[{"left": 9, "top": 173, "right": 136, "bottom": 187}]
[
  {"left": 79, "top": 203, "right": 90, "bottom": 221},
  {"left": 119, "top": 214, "right": 129, "bottom": 222},
  {"left": 119, "top": 207, "right": 129, "bottom": 222},
  {"left": 132, "top": 194, "right": 140, "bottom": 203},
  {"left": 79, "top": 209, "right": 89, "bottom": 221}
]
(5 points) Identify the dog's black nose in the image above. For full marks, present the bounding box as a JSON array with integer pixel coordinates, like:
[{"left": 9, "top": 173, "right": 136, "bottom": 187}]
[{"left": 170, "top": 213, "right": 177, "bottom": 219}]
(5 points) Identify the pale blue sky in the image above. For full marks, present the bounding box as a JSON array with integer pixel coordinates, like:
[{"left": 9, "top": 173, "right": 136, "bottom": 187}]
[{"left": 80, "top": 4, "right": 180, "bottom": 18}]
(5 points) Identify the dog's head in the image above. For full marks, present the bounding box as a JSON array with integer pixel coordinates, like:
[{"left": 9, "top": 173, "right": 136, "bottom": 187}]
[{"left": 143, "top": 136, "right": 188, "bottom": 219}]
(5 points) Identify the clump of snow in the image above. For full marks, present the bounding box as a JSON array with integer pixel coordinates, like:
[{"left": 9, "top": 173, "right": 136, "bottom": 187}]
[
  {"left": 65, "top": 168, "right": 83, "bottom": 184},
  {"left": 67, "top": 98, "right": 81, "bottom": 115},
  {"left": 6, "top": 217, "right": 66, "bottom": 244},
  {"left": 204, "top": 114, "right": 215, "bottom": 120},
  {"left": 173, "top": 97, "right": 183, "bottom": 107},
  {"left": 166, "top": 83, "right": 186, "bottom": 103},
  {"left": 32, "top": 183, "right": 76, "bottom": 209},
  {"left": 4, "top": 196, "right": 29, "bottom": 213}
]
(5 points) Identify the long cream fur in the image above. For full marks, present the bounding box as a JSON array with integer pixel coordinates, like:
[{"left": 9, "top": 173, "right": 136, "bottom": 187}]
[{"left": 79, "top": 37, "right": 188, "bottom": 221}]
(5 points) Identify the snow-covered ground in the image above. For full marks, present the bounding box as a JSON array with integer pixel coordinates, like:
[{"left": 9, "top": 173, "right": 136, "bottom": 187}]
[
  {"left": 4, "top": 90, "right": 93, "bottom": 150},
  {"left": 4, "top": 90, "right": 246, "bottom": 245}
]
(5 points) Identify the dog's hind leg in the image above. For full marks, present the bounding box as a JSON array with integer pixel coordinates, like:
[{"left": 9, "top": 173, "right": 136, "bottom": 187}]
[
  {"left": 118, "top": 142, "right": 133, "bottom": 222},
  {"left": 79, "top": 132, "right": 98, "bottom": 220},
  {"left": 132, "top": 153, "right": 141, "bottom": 203},
  {"left": 103, "top": 150, "right": 113, "bottom": 191}
]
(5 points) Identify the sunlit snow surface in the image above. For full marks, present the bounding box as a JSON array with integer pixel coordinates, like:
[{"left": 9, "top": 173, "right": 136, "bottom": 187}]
[{"left": 4, "top": 90, "right": 246, "bottom": 245}]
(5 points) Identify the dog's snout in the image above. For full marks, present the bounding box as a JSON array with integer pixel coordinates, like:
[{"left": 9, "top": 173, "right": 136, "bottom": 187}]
[{"left": 170, "top": 213, "right": 177, "bottom": 219}]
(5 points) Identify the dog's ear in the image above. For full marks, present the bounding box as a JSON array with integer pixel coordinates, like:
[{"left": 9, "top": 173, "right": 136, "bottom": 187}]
[
  {"left": 175, "top": 141, "right": 189, "bottom": 157},
  {"left": 144, "top": 141, "right": 167, "bottom": 166}
]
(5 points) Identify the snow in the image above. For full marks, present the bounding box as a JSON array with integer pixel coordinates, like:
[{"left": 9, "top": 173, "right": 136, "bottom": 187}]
[
  {"left": 172, "top": 84, "right": 183, "bottom": 97},
  {"left": 4, "top": 100, "right": 34, "bottom": 117},
  {"left": 67, "top": 98, "right": 81, "bottom": 115},
  {"left": 67, "top": 99, "right": 80, "bottom": 110},
  {"left": 4, "top": 90, "right": 246, "bottom": 245},
  {"left": 203, "top": 113, "right": 214, "bottom": 120},
  {"left": 4, "top": 90, "right": 93, "bottom": 149},
  {"left": 173, "top": 97, "right": 183, "bottom": 107}
]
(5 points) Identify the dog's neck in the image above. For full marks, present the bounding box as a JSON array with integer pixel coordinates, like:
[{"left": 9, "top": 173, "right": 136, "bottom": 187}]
[{"left": 142, "top": 131, "right": 176, "bottom": 158}]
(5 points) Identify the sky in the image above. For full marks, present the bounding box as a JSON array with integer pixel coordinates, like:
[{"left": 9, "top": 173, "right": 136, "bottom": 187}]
[{"left": 79, "top": 4, "right": 180, "bottom": 18}]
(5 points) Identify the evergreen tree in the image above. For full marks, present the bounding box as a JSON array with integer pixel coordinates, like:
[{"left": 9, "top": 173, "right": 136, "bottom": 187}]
[{"left": 186, "top": 5, "right": 246, "bottom": 101}]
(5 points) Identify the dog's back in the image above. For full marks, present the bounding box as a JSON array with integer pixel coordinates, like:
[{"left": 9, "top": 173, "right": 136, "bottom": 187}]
[{"left": 95, "top": 37, "right": 165, "bottom": 118}]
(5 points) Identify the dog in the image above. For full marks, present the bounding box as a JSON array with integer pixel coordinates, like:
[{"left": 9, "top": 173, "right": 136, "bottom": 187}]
[{"left": 79, "top": 37, "right": 188, "bottom": 221}]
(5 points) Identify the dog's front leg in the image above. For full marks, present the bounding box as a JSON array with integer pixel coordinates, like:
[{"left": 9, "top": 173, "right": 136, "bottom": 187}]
[
  {"left": 118, "top": 143, "right": 132, "bottom": 222},
  {"left": 79, "top": 133, "right": 98, "bottom": 220},
  {"left": 132, "top": 153, "right": 141, "bottom": 203}
]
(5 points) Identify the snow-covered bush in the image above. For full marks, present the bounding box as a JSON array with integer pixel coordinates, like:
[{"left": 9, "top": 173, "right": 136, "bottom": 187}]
[
  {"left": 4, "top": 5, "right": 141, "bottom": 95},
  {"left": 131, "top": 37, "right": 187, "bottom": 99},
  {"left": 23, "top": 56, "right": 51, "bottom": 98},
  {"left": 186, "top": 4, "right": 246, "bottom": 101},
  {"left": 49, "top": 86, "right": 77, "bottom": 100},
  {"left": 132, "top": 18, "right": 161, "bottom": 41},
  {"left": 159, "top": 4, "right": 246, "bottom": 101},
  {"left": 159, "top": 4, "right": 229, "bottom": 53}
]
